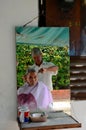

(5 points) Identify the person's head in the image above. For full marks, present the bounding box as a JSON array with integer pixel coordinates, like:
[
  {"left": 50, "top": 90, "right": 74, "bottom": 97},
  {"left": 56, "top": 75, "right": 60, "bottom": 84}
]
[
  {"left": 31, "top": 47, "right": 42, "bottom": 66},
  {"left": 26, "top": 68, "right": 38, "bottom": 86}
]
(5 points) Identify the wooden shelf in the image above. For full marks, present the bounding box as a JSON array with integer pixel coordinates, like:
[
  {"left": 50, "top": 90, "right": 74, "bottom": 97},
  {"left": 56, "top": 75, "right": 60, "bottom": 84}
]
[{"left": 20, "top": 111, "right": 81, "bottom": 130}]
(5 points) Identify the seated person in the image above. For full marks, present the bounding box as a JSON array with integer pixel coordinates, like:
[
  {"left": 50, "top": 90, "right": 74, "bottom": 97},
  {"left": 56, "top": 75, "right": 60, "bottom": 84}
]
[{"left": 17, "top": 68, "right": 53, "bottom": 111}]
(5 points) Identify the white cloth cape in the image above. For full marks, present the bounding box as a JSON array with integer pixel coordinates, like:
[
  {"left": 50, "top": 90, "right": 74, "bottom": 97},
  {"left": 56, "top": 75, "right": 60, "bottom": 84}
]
[{"left": 17, "top": 81, "right": 53, "bottom": 111}]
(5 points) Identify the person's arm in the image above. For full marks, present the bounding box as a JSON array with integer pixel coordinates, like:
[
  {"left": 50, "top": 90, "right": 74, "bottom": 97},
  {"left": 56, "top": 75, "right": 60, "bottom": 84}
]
[
  {"left": 38, "top": 66, "right": 58, "bottom": 73},
  {"left": 46, "top": 66, "right": 58, "bottom": 73}
]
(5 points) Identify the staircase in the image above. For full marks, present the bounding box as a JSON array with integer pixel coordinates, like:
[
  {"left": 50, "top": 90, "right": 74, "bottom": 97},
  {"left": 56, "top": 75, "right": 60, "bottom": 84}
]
[{"left": 70, "top": 56, "right": 86, "bottom": 100}]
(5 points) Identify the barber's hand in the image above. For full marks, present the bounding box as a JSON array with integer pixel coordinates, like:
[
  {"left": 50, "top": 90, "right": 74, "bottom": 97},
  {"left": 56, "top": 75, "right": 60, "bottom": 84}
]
[{"left": 38, "top": 68, "right": 47, "bottom": 73}]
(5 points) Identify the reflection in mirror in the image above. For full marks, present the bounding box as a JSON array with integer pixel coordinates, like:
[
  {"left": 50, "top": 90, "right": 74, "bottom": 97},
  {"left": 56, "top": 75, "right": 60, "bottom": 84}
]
[{"left": 16, "top": 27, "right": 70, "bottom": 121}]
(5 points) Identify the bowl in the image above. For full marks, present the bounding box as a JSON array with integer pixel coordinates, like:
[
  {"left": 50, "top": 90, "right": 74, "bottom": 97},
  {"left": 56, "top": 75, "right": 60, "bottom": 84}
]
[
  {"left": 30, "top": 112, "right": 48, "bottom": 122},
  {"left": 31, "top": 113, "right": 42, "bottom": 117}
]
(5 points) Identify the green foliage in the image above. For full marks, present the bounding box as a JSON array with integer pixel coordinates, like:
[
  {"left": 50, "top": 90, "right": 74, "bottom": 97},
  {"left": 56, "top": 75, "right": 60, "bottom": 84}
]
[{"left": 16, "top": 44, "right": 70, "bottom": 89}]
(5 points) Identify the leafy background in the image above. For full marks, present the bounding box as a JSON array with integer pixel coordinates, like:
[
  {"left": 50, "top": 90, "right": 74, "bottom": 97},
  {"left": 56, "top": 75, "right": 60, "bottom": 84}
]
[{"left": 16, "top": 44, "right": 70, "bottom": 89}]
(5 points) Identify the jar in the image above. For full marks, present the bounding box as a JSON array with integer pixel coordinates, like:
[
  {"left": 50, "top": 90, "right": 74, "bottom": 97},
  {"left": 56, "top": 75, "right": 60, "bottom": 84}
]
[{"left": 18, "top": 106, "right": 30, "bottom": 123}]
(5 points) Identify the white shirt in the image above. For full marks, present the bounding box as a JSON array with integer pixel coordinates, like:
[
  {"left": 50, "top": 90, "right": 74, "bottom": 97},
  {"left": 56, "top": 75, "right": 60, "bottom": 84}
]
[{"left": 31, "top": 61, "right": 57, "bottom": 91}]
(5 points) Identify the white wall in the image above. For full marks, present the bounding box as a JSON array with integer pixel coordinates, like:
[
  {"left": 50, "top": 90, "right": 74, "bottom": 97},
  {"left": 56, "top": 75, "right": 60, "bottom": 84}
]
[
  {"left": 0, "top": 0, "right": 38, "bottom": 129},
  {"left": 0, "top": 0, "right": 86, "bottom": 130},
  {"left": 61, "top": 100, "right": 86, "bottom": 130}
]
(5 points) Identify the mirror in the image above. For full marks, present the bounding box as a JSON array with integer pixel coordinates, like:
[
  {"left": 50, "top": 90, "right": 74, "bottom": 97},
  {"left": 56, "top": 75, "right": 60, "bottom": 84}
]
[{"left": 16, "top": 27, "right": 70, "bottom": 117}]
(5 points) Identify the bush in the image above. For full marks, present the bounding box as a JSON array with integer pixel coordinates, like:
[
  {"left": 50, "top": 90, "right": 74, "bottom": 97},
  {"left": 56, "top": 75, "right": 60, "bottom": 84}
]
[{"left": 16, "top": 44, "right": 70, "bottom": 89}]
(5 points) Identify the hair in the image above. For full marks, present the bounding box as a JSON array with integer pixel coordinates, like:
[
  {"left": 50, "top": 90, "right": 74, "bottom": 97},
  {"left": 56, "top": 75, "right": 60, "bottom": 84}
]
[
  {"left": 31, "top": 47, "right": 42, "bottom": 56},
  {"left": 26, "top": 67, "right": 36, "bottom": 75}
]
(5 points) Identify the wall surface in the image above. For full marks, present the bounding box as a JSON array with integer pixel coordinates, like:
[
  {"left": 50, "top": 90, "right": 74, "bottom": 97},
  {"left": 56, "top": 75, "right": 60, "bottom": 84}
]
[
  {"left": 0, "top": 0, "right": 38, "bottom": 129},
  {"left": 0, "top": 0, "right": 86, "bottom": 130}
]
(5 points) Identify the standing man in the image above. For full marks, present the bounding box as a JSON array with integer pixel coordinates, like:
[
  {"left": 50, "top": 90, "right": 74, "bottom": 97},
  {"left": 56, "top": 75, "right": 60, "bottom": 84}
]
[{"left": 30, "top": 47, "right": 58, "bottom": 91}]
